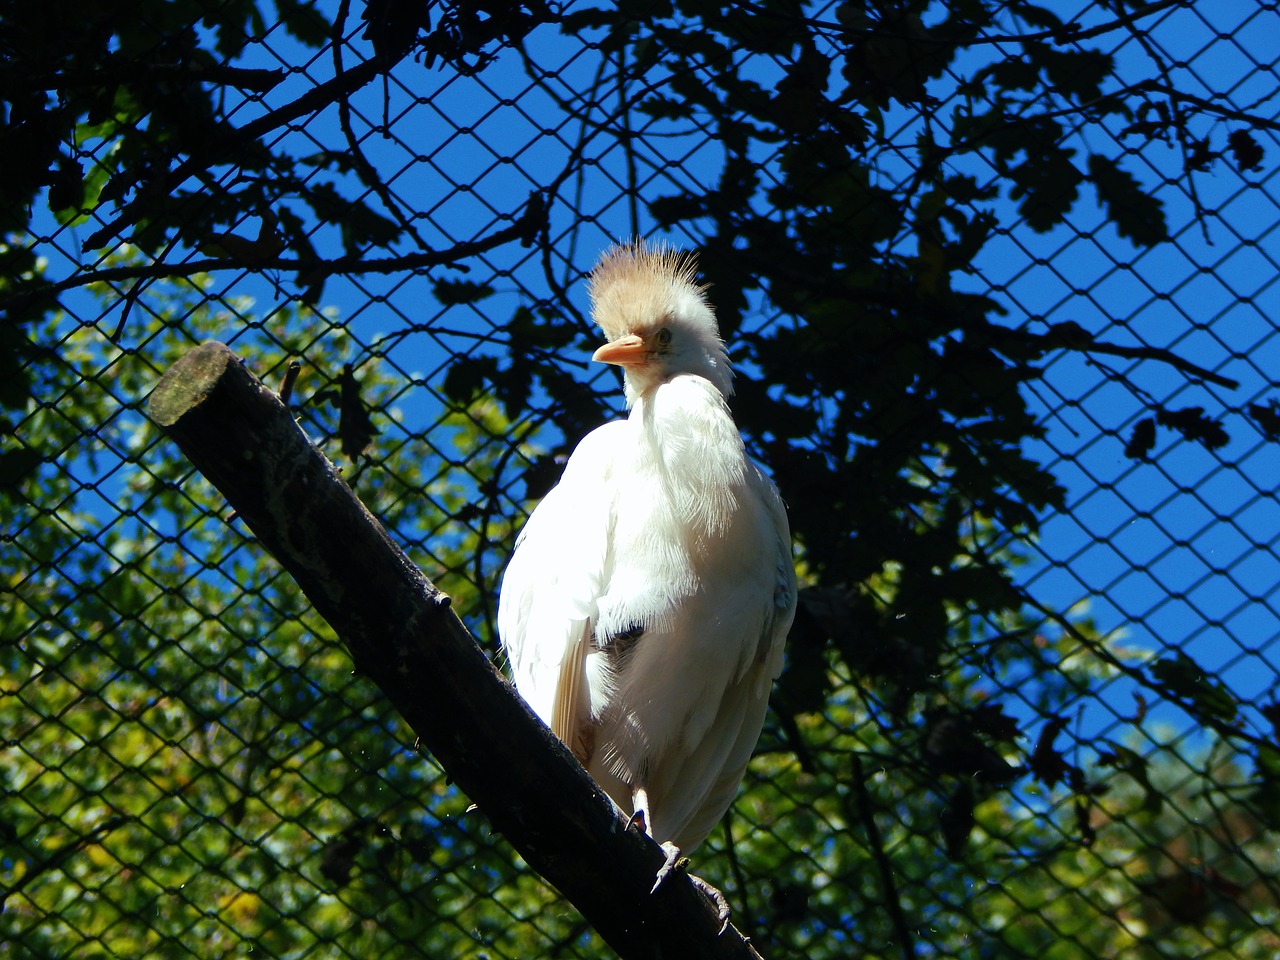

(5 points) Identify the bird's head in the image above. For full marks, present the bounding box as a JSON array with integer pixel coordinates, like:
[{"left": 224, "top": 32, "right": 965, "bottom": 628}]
[{"left": 587, "top": 240, "right": 733, "bottom": 405}]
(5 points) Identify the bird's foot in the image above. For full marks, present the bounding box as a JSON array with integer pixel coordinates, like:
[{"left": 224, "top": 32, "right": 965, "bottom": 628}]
[
  {"left": 650, "top": 840, "right": 686, "bottom": 893},
  {"left": 649, "top": 841, "right": 731, "bottom": 935},
  {"left": 689, "top": 874, "right": 732, "bottom": 935}
]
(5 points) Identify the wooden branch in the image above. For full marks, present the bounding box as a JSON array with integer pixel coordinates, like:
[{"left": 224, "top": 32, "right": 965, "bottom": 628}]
[{"left": 147, "top": 342, "right": 764, "bottom": 960}]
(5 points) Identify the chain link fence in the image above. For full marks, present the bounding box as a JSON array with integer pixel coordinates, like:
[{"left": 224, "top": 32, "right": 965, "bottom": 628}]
[{"left": 5, "top": 1, "right": 1280, "bottom": 957}]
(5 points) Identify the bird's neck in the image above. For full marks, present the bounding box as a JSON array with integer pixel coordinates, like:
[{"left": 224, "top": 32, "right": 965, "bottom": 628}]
[{"left": 632, "top": 375, "right": 747, "bottom": 539}]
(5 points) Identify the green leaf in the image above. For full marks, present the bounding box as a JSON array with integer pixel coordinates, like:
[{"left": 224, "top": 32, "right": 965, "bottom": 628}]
[
  {"left": 276, "top": 0, "right": 332, "bottom": 46},
  {"left": 0, "top": 447, "right": 43, "bottom": 490},
  {"left": 939, "top": 780, "right": 975, "bottom": 860},
  {"left": 638, "top": 95, "right": 697, "bottom": 121},
  {"left": 1038, "top": 47, "right": 1111, "bottom": 102},
  {"left": 442, "top": 356, "right": 500, "bottom": 404},
  {"left": 559, "top": 7, "right": 619, "bottom": 34},
  {"left": 304, "top": 184, "right": 402, "bottom": 250},
  {"left": 649, "top": 193, "right": 706, "bottom": 226},
  {"left": 1008, "top": 144, "right": 1083, "bottom": 232},
  {"left": 507, "top": 305, "right": 576, "bottom": 350},
  {"left": 360, "top": 0, "right": 431, "bottom": 59},
  {"left": 1248, "top": 399, "right": 1280, "bottom": 439},
  {"left": 1252, "top": 744, "right": 1280, "bottom": 830},
  {"left": 299, "top": 150, "right": 360, "bottom": 174},
  {"left": 1010, "top": 2, "right": 1065, "bottom": 31},
  {"left": 337, "top": 364, "right": 377, "bottom": 460},
  {"left": 1028, "top": 715, "right": 1073, "bottom": 788},
  {"left": 1227, "top": 128, "right": 1265, "bottom": 172},
  {"left": 1124, "top": 417, "right": 1156, "bottom": 460},
  {"left": 1155, "top": 406, "right": 1228, "bottom": 450},
  {"left": 1096, "top": 742, "right": 1162, "bottom": 813},
  {"left": 1087, "top": 154, "right": 1167, "bottom": 246},
  {"left": 48, "top": 156, "right": 86, "bottom": 215},
  {"left": 984, "top": 56, "right": 1040, "bottom": 92},
  {"left": 433, "top": 278, "right": 496, "bottom": 306},
  {"left": 1149, "top": 653, "right": 1239, "bottom": 728}
]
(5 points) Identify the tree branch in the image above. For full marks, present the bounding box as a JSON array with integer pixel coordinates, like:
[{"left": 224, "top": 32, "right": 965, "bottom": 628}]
[
  {"left": 331, "top": 0, "right": 432, "bottom": 253},
  {"left": 83, "top": 52, "right": 399, "bottom": 251},
  {"left": 1044, "top": 0, "right": 1189, "bottom": 44},
  {"left": 147, "top": 341, "right": 765, "bottom": 960},
  {"left": 734, "top": 0, "right": 1192, "bottom": 48},
  {"left": 0, "top": 816, "right": 132, "bottom": 911},
  {"left": 1131, "top": 81, "right": 1280, "bottom": 134},
  {"left": 11, "top": 59, "right": 285, "bottom": 95},
  {"left": 994, "top": 321, "right": 1240, "bottom": 391},
  {"left": 4, "top": 208, "right": 544, "bottom": 312},
  {"left": 850, "top": 754, "right": 916, "bottom": 960}
]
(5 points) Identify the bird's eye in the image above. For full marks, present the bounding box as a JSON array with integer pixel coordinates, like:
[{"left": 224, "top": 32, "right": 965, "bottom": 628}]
[{"left": 655, "top": 327, "right": 672, "bottom": 348}]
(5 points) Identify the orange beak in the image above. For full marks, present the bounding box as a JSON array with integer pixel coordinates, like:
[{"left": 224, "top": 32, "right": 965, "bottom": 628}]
[{"left": 591, "top": 334, "right": 648, "bottom": 367}]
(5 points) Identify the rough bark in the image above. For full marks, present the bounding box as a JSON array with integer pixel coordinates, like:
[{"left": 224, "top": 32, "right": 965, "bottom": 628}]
[{"left": 148, "top": 341, "right": 765, "bottom": 960}]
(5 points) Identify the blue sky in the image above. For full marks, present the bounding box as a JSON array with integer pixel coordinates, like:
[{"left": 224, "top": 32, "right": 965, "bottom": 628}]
[{"left": 982, "top": 3, "right": 1280, "bottom": 740}]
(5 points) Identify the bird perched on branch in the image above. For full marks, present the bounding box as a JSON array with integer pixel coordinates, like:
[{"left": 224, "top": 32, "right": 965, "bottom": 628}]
[{"left": 499, "top": 240, "right": 796, "bottom": 877}]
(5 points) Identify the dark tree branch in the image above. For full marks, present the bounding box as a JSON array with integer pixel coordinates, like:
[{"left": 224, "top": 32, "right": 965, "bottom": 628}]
[
  {"left": 734, "top": 0, "right": 1192, "bottom": 47},
  {"left": 1040, "top": 0, "right": 1189, "bottom": 45},
  {"left": 1134, "top": 81, "right": 1280, "bottom": 134},
  {"left": 995, "top": 321, "right": 1240, "bottom": 391},
  {"left": 850, "top": 754, "right": 916, "bottom": 960},
  {"left": 0, "top": 816, "right": 132, "bottom": 911},
  {"left": 1014, "top": 587, "right": 1264, "bottom": 748},
  {"left": 10, "top": 59, "right": 285, "bottom": 95},
  {"left": 147, "top": 342, "right": 764, "bottom": 960},
  {"left": 84, "top": 52, "right": 400, "bottom": 250},
  {"left": 1106, "top": 0, "right": 1216, "bottom": 244},
  {"left": 3, "top": 209, "right": 544, "bottom": 312},
  {"left": 331, "top": 0, "right": 432, "bottom": 253}
]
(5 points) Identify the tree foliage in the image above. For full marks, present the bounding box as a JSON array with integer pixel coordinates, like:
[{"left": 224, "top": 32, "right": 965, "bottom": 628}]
[{"left": 3, "top": 0, "right": 1278, "bottom": 957}]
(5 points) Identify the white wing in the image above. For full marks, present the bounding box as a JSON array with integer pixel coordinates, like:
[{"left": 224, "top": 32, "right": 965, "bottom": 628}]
[
  {"left": 498, "top": 421, "right": 629, "bottom": 758},
  {"left": 588, "top": 455, "right": 796, "bottom": 850},
  {"left": 676, "top": 461, "right": 795, "bottom": 846}
]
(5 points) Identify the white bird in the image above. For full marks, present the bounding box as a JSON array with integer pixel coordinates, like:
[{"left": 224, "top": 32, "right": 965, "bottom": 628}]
[{"left": 499, "top": 240, "right": 796, "bottom": 864}]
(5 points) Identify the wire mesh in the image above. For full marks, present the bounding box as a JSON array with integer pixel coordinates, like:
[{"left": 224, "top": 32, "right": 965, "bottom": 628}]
[{"left": 4, "top": 2, "right": 1279, "bottom": 958}]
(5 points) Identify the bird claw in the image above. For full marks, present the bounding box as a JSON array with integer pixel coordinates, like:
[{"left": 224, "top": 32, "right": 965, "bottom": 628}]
[
  {"left": 689, "top": 874, "right": 732, "bottom": 935},
  {"left": 650, "top": 841, "right": 686, "bottom": 894},
  {"left": 649, "top": 841, "right": 732, "bottom": 935}
]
